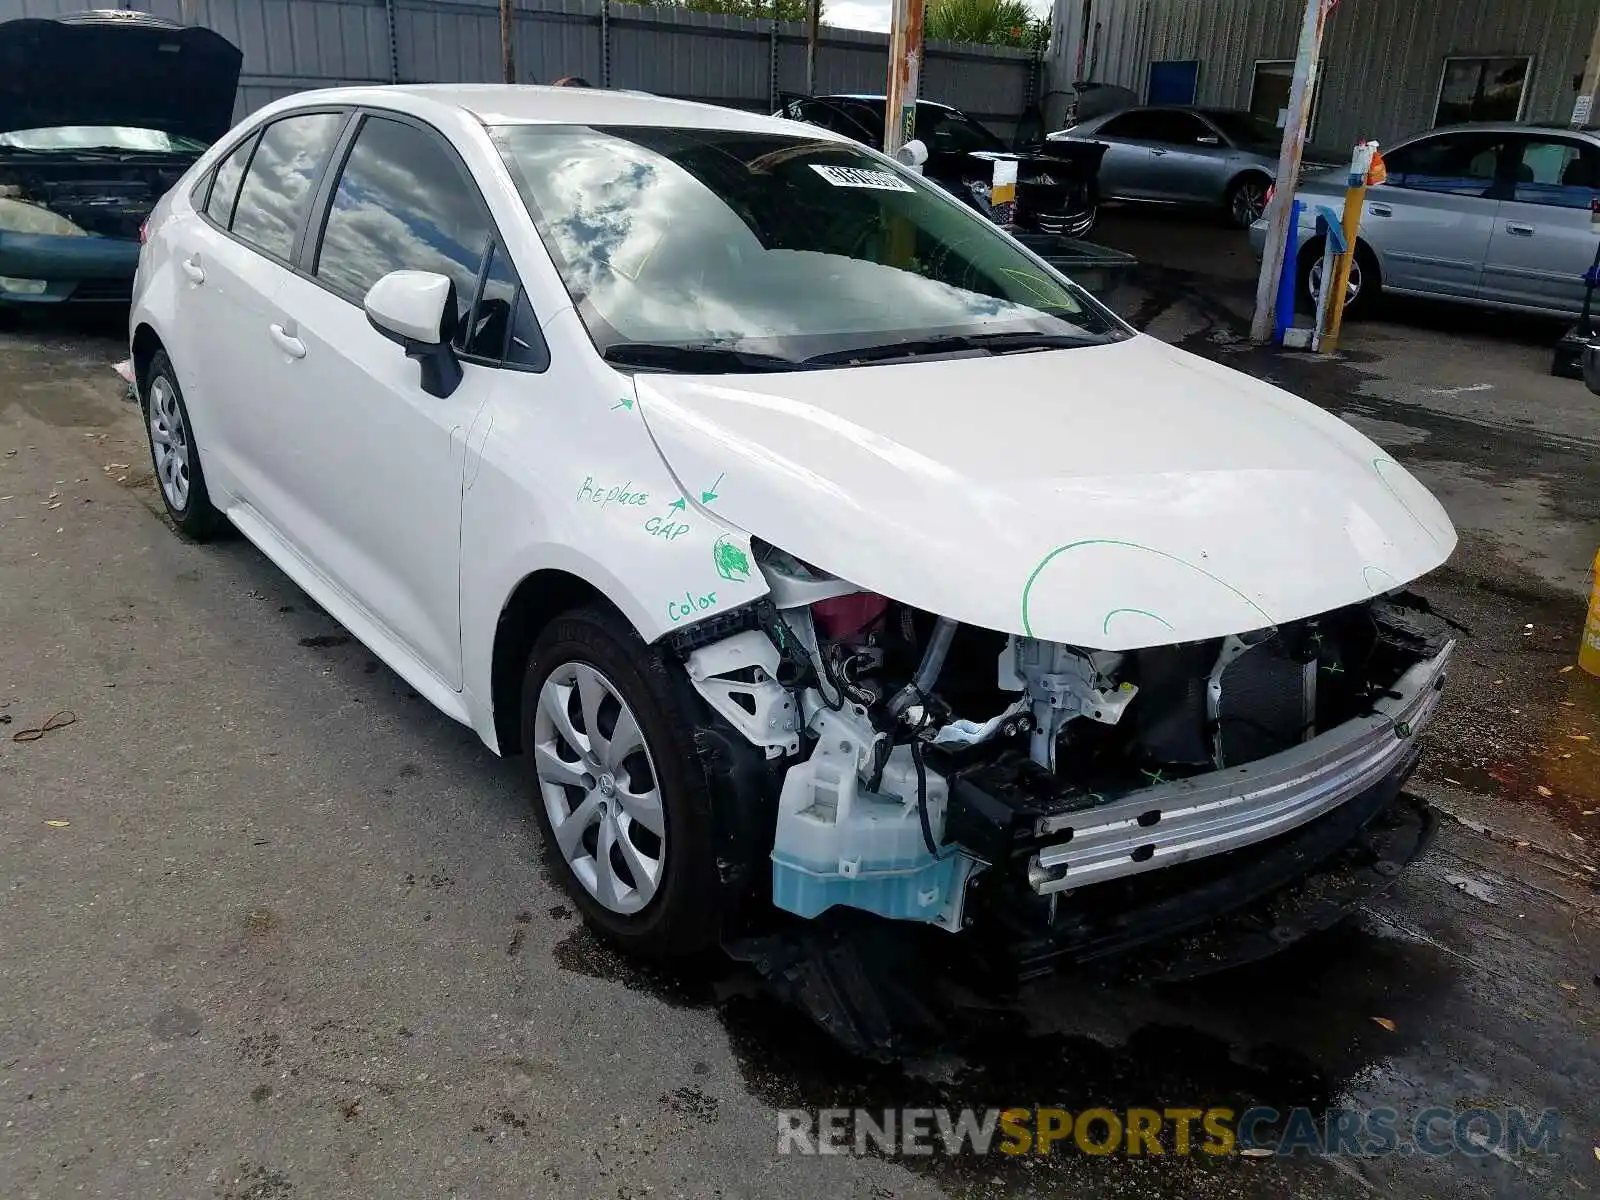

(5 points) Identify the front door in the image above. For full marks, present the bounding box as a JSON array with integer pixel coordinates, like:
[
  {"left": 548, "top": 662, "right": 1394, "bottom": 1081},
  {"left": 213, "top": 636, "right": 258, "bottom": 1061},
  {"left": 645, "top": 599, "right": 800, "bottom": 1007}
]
[
  {"left": 255, "top": 112, "right": 503, "bottom": 689},
  {"left": 1481, "top": 135, "right": 1600, "bottom": 315}
]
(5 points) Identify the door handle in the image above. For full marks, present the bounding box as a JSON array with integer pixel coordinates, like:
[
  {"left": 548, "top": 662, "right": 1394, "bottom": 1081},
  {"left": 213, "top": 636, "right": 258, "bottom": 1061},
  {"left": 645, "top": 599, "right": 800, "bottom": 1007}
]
[
  {"left": 1369, "top": 203, "right": 1392, "bottom": 218},
  {"left": 268, "top": 322, "right": 306, "bottom": 359},
  {"left": 180, "top": 256, "right": 205, "bottom": 284},
  {"left": 1151, "top": 148, "right": 1167, "bottom": 157},
  {"left": 1505, "top": 222, "right": 1535, "bottom": 236}
]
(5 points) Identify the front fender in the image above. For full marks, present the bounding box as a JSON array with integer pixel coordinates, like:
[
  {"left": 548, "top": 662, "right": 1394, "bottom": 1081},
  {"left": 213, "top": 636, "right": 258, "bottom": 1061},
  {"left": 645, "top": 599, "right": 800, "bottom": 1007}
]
[{"left": 458, "top": 309, "right": 772, "bottom": 744}]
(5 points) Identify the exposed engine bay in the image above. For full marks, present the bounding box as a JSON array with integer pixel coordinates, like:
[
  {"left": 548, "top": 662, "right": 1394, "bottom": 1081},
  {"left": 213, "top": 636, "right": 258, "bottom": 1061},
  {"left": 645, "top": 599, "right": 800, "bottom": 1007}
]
[
  {"left": 0, "top": 157, "right": 194, "bottom": 241},
  {"left": 674, "top": 540, "right": 1455, "bottom": 963}
]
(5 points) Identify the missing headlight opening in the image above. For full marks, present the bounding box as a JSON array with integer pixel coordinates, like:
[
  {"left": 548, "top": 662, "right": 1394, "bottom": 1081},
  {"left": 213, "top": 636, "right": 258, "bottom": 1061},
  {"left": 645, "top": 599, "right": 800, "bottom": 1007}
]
[{"left": 682, "top": 540, "right": 1454, "bottom": 964}]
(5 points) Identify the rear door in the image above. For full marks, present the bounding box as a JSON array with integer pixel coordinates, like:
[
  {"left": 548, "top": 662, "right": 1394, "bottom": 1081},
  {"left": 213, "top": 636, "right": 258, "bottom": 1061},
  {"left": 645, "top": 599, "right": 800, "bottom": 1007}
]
[
  {"left": 1362, "top": 129, "right": 1507, "bottom": 298},
  {"left": 1481, "top": 134, "right": 1600, "bottom": 315},
  {"left": 180, "top": 109, "right": 349, "bottom": 502}
]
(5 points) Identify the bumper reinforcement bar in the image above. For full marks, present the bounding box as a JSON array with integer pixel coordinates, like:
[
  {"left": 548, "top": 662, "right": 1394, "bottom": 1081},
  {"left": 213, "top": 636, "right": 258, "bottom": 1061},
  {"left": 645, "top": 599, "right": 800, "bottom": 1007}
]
[{"left": 1026, "top": 642, "right": 1453, "bottom": 894}]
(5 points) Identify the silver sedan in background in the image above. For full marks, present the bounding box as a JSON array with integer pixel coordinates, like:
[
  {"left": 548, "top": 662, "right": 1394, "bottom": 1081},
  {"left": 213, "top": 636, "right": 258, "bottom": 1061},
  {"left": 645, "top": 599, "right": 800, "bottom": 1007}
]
[
  {"left": 1249, "top": 121, "right": 1600, "bottom": 320},
  {"left": 1050, "top": 105, "right": 1334, "bottom": 228}
]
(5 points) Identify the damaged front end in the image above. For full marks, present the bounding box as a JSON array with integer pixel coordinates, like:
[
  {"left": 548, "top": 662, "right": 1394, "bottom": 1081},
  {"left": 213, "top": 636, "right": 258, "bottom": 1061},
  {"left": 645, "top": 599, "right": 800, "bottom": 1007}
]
[{"left": 676, "top": 542, "right": 1453, "bottom": 978}]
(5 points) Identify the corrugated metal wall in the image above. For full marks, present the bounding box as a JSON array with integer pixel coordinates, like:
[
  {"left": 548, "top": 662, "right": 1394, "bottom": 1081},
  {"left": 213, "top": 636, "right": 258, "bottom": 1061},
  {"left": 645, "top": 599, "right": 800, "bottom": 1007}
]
[
  {"left": 0, "top": 0, "right": 1036, "bottom": 137},
  {"left": 1047, "top": 0, "right": 1599, "bottom": 149}
]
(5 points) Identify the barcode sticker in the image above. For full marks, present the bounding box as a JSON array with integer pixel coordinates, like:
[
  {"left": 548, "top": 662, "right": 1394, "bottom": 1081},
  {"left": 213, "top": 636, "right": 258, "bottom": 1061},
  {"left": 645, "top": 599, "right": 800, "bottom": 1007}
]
[{"left": 810, "top": 164, "right": 915, "bottom": 192}]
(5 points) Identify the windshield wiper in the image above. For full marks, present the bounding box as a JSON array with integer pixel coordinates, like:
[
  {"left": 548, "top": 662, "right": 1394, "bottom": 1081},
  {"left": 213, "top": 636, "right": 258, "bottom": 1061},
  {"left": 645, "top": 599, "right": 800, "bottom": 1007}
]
[
  {"left": 800, "top": 330, "right": 1100, "bottom": 367},
  {"left": 602, "top": 341, "right": 799, "bottom": 374}
]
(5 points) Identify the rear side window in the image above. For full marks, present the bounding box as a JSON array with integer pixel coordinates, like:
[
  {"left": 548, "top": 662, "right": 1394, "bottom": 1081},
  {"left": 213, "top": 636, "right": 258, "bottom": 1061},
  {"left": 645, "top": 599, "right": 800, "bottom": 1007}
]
[
  {"left": 204, "top": 134, "right": 257, "bottom": 227},
  {"left": 230, "top": 112, "right": 345, "bottom": 262},
  {"left": 314, "top": 115, "right": 491, "bottom": 330}
]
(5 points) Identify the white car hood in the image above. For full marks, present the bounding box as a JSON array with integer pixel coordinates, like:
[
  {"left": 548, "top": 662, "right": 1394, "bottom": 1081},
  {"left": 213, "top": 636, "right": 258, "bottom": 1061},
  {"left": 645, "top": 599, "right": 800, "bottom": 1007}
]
[{"left": 633, "top": 335, "right": 1456, "bottom": 650}]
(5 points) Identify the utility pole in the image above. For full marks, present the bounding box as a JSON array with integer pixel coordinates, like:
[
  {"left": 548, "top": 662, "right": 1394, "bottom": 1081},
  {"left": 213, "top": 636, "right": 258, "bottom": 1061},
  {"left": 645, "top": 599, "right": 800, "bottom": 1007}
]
[
  {"left": 806, "top": 0, "right": 821, "bottom": 96},
  {"left": 500, "top": 0, "right": 516, "bottom": 84},
  {"left": 1249, "top": 0, "right": 1331, "bottom": 344},
  {"left": 1573, "top": 10, "right": 1600, "bottom": 127},
  {"left": 882, "top": 0, "right": 924, "bottom": 154}
]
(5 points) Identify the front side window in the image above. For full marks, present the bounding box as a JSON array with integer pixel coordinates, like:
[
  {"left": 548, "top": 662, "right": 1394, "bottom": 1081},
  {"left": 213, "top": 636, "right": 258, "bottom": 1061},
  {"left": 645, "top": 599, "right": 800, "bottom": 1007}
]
[
  {"left": 1383, "top": 132, "right": 1507, "bottom": 197},
  {"left": 1510, "top": 138, "right": 1600, "bottom": 208},
  {"left": 492, "top": 123, "right": 1126, "bottom": 368},
  {"left": 1434, "top": 56, "right": 1529, "bottom": 126},
  {"left": 314, "top": 115, "right": 491, "bottom": 330},
  {"left": 230, "top": 112, "right": 345, "bottom": 262},
  {"left": 457, "top": 241, "right": 518, "bottom": 358}
]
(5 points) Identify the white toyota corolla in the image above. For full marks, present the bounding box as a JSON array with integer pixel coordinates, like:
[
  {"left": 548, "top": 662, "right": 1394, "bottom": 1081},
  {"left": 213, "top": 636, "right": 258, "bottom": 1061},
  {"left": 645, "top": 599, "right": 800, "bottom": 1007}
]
[{"left": 131, "top": 84, "right": 1457, "bottom": 976}]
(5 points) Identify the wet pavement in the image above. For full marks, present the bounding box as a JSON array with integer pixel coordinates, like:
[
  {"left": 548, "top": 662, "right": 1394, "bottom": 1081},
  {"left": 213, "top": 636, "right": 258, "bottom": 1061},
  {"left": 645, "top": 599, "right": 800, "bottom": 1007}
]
[{"left": 1, "top": 253, "right": 1597, "bottom": 1200}]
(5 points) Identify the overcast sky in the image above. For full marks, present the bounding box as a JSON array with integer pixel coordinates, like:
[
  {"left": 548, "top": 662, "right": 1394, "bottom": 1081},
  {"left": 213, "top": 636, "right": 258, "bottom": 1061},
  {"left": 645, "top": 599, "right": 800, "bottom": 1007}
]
[{"left": 825, "top": 0, "right": 1050, "bottom": 33}]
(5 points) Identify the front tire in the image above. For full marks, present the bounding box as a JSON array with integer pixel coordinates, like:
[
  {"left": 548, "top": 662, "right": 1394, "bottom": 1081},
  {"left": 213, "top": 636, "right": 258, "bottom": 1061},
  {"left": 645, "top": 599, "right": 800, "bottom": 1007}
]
[
  {"left": 520, "top": 606, "right": 720, "bottom": 958},
  {"left": 1298, "top": 240, "right": 1380, "bottom": 321},
  {"left": 142, "top": 349, "right": 223, "bottom": 540}
]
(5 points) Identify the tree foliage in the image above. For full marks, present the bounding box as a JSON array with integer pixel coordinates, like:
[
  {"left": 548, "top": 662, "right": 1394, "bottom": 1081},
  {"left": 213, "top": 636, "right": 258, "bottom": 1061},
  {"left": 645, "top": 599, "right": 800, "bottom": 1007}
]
[{"left": 923, "top": 0, "right": 1047, "bottom": 49}]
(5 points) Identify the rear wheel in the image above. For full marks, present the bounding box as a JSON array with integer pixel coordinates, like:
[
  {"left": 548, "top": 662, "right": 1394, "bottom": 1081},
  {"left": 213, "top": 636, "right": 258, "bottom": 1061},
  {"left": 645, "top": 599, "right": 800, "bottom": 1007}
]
[
  {"left": 520, "top": 606, "right": 720, "bottom": 957},
  {"left": 142, "top": 350, "right": 223, "bottom": 540},
  {"left": 1224, "top": 174, "right": 1271, "bottom": 229}
]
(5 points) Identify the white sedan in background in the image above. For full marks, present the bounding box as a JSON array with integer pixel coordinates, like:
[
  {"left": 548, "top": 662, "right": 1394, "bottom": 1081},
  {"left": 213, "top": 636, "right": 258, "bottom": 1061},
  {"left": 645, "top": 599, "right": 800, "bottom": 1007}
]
[{"left": 132, "top": 85, "right": 1456, "bottom": 978}]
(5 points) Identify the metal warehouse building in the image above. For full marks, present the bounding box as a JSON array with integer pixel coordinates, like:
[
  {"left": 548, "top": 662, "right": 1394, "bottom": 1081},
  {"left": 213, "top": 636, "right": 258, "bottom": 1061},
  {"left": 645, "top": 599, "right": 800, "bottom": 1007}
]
[{"left": 1046, "top": 0, "right": 1600, "bottom": 151}]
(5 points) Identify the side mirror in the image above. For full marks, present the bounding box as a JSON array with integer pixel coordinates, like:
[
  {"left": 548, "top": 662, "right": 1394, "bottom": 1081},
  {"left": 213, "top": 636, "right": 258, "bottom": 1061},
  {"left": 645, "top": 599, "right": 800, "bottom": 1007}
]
[
  {"left": 1196, "top": 134, "right": 1221, "bottom": 146},
  {"left": 364, "top": 269, "right": 463, "bottom": 399},
  {"left": 1585, "top": 342, "right": 1600, "bottom": 397},
  {"left": 895, "top": 138, "right": 930, "bottom": 173}
]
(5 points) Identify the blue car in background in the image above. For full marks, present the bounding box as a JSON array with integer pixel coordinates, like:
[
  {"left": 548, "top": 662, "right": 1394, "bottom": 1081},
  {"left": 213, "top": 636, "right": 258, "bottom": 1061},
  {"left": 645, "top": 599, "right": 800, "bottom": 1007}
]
[{"left": 0, "top": 9, "right": 241, "bottom": 306}]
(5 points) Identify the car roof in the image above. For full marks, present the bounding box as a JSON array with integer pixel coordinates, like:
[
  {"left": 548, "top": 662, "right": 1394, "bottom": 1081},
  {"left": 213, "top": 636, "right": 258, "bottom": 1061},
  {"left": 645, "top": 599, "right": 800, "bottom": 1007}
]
[
  {"left": 1410, "top": 120, "right": 1600, "bottom": 140},
  {"left": 253, "top": 83, "right": 844, "bottom": 137}
]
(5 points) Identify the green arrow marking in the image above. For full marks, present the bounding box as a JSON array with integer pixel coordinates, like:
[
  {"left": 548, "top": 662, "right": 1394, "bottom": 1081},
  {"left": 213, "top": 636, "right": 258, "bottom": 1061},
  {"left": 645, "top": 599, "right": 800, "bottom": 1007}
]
[
  {"left": 700, "top": 472, "right": 725, "bottom": 504},
  {"left": 611, "top": 397, "right": 634, "bottom": 411},
  {"left": 667, "top": 497, "right": 686, "bottom": 514}
]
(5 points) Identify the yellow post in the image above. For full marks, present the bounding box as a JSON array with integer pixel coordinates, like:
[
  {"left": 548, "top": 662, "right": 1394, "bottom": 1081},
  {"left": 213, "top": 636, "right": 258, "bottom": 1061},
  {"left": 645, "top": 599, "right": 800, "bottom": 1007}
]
[
  {"left": 1581, "top": 546, "right": 1600, "bottom": 677},
  {"left": 1320, "top": 140, "right": 1379, "bottom": 354}
]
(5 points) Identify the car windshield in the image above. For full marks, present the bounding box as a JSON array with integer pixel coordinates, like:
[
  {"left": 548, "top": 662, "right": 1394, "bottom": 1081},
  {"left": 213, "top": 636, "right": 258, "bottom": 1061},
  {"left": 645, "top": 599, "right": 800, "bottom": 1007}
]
[
  {"left": 0, "top": 125, "right": 208, "bottom": 153},
  {"left": 492, "top": 123, "right": 1126, "bottom": 367},
  {"left": 1201, "top": 111, "right": 1282, "bottom": 149}
]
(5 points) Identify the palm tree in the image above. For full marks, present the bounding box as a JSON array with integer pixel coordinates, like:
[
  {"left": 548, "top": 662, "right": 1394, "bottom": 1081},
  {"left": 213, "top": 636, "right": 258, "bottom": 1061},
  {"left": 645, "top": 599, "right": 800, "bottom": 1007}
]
[{"left": 923, "top": 0, "right": 1045, "bottom": 48}]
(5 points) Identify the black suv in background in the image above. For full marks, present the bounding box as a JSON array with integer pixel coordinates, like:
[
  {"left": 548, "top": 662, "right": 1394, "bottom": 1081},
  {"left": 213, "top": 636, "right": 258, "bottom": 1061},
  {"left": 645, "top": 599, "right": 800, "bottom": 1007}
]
[{"left": 778, "top": 93, "right": 1105, "bottom": 237}]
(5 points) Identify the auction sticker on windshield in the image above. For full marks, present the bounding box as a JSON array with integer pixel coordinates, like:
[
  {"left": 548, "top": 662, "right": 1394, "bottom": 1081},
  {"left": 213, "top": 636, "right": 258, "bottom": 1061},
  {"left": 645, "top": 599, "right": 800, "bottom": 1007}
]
[{"left": 810, "top": 164, "right": 914, "bottom": 192}]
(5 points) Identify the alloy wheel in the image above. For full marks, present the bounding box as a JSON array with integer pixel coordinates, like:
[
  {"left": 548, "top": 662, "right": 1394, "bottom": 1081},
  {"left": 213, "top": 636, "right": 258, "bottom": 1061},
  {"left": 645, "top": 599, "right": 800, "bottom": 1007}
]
[
  {"left": 1232, "top": 179, "right": 1268, "bottom": 226},
  {"left": 1308, "top": 255, "right": 1363, "bottom": 306},
  {"left": 532, "top": 662, "right": 665, "bottom": 915},
  {"left": 147, "top": 375, "right": 190, "bottom": 511}
]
